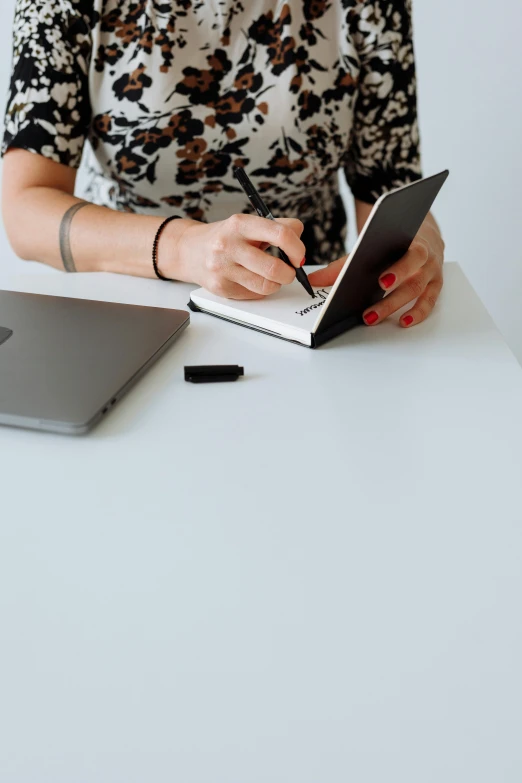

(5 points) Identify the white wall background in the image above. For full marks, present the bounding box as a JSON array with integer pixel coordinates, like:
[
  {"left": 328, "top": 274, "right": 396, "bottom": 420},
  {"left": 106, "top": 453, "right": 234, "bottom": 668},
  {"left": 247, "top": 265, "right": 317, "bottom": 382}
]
[{"left": 0, "top": 0, "right": 521, "bottom": 361}]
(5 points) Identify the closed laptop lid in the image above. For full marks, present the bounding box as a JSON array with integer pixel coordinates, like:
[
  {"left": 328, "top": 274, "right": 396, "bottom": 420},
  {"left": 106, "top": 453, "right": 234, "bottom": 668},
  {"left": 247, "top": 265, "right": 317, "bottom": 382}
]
[{"left": 0, "top": 290, "right": 189, "bottom": 433}]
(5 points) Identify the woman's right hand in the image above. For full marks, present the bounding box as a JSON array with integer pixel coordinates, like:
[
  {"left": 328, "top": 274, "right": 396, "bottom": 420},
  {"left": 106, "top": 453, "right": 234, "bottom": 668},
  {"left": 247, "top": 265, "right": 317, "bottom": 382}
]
[{"left": 161, "top": 213, "right": 306, "bottom": 299}]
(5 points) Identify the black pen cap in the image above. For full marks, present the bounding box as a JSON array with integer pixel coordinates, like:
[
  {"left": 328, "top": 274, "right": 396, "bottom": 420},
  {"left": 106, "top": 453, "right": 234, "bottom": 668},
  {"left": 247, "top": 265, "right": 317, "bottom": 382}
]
[{"left": 184, "top": 365, "right": 245, "bottom": 383}]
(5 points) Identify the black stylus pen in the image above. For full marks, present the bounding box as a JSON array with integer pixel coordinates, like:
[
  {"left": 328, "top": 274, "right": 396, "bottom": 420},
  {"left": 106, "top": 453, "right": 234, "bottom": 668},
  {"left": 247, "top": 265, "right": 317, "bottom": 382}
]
[{"left": 233, "top": 167, "right": 315, "bottom": 299}]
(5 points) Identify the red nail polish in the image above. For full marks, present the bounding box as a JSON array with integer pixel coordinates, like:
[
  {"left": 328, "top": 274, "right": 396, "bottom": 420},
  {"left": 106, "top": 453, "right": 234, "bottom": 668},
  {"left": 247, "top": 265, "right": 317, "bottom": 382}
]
[
  {"left": 300, "top": 257, "right": 306, "bottom": 266},
  {"left": 402, "top": 315, "right": 414, "bottom": 326},
  {"left": 380, "top": 273, "right": 396, "bottom": 290},
  {"left": 364, "top": 311, "right": 379, "bottom": 325}
]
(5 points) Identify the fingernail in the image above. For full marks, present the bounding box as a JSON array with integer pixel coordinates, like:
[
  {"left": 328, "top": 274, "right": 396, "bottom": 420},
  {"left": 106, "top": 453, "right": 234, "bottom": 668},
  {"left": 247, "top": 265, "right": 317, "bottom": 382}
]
[
  {"left": 402, "top": 315, "right": 414, "bottom": 326},
  {"left": 380, "top": 273, "right": 396, "bottom": 290},
  {"left": 300, "top": 257, "right": 306, "bottom": 266},
  {"left": 364, "top": 311, "right": 379, "bottom": 325}
]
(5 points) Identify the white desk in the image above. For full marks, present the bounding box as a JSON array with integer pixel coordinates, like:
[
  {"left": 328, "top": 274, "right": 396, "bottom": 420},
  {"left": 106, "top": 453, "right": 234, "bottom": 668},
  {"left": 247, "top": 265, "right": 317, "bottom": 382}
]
[{"left": 1, "top": 263, "right": 522, "bottom": 782}]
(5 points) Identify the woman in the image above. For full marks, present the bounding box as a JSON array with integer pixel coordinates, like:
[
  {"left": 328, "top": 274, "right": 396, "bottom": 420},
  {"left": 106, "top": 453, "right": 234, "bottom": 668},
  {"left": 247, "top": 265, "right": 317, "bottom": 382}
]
[{"left": 1, "top": 0, "right": 444, "bottom": 328}]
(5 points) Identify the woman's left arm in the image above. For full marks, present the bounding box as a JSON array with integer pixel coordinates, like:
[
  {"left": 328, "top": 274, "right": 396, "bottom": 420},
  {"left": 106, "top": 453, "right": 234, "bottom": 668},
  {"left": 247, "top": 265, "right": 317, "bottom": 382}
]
[{"left": 309, "top": 0, "right": 445, "bottom": 327}]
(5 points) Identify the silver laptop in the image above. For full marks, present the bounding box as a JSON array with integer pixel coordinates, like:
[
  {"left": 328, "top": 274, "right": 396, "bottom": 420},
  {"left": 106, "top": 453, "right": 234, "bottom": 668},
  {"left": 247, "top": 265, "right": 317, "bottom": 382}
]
[{"left": 0, "top": 290, "right": 189, "bottom": 435}]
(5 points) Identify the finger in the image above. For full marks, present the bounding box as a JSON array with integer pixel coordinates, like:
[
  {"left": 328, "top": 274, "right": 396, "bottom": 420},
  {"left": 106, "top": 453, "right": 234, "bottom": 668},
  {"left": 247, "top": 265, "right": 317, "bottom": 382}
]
[
  {"left": 254, "top": 218, "right": 303, "bottom": 254},
  {"left": 273, "top": 217, "right": 305, "bottom": 239},
  {"left": 377, "top": 238, "right": 430, "bottom": 292},
  {"left": 362, "top": 268, "right": 432, "bottom": 325},
  {"left": 234, "top": 242, "right": 296, "bottom": 286},
  {"left": 307, "top": 257, "right": 346, "bottom": 287},
  {"left": 399, "top": 278, "right": 443, "bottom": 327},
  {"left": 273, "top": 218, "right": 306, "bottom": 266},
  {"left": 229, "top": 260, "right": 283, "bottom": 297},
  {"left": 227, "top": 213, "right": 306, "bottom": 268},
  {"left": 207, "top": 276, "right": 266, "bottom": 301},
  {"left": 227, "top": 283, "right": 266, "bottom": 301}
]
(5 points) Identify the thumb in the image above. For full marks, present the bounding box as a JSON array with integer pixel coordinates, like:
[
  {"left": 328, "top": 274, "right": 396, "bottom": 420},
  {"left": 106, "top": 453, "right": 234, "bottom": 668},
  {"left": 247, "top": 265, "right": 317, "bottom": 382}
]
[{"left": 307, "top": 257, "right": 346, "bottom": 287}]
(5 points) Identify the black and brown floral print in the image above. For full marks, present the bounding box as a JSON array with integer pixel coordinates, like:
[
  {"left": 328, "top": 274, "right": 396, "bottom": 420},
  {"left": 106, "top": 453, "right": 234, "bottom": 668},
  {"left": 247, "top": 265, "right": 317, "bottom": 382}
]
[{"left": 3, "top": 0, "right": 422, "bottom": 264}]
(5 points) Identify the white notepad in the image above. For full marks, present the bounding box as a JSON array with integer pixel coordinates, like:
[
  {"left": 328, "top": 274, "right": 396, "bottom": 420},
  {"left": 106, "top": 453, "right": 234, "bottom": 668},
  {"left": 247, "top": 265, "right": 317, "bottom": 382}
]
[
  {"left": 190, "top": 282, "right": 332, "bottom": 346},
  {"left": 189, "top": 172, "right": 450, "bottom": 348}
]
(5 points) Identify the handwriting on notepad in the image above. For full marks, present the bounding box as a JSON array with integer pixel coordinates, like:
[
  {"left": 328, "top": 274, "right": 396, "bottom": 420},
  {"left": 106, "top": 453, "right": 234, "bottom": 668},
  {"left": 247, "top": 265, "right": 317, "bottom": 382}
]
[{"left": 295, "top": 288, "right": 329, "bottom": 317}]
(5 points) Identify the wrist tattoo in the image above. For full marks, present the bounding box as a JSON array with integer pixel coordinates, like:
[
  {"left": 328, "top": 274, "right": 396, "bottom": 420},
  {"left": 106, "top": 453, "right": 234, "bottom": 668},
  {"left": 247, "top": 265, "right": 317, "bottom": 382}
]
[{"left": 59, "top": 202, "right": 89, "bottom": 273}]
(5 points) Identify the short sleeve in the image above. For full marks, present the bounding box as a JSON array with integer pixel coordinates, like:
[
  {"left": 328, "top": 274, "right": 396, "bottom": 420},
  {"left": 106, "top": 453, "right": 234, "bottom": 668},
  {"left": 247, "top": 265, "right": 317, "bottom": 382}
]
[
  {"left": 345, "top": 0, "right": 422, "bottom": 204},
  {"left": 2, "top": 0, "right": 93, "bottom": 168}
]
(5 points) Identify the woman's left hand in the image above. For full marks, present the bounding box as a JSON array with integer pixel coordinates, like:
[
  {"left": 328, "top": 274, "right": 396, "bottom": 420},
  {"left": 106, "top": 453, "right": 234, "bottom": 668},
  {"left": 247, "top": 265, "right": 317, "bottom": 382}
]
[{"left": 307, "top": 219, "right": 445, "bottom": 328}]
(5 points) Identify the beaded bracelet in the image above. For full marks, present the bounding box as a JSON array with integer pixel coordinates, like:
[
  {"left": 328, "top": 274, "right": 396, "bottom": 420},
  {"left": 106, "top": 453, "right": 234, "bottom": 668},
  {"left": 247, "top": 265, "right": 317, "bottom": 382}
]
[{"left": 152, "top": 215, "right": 181, "bottom": 281}]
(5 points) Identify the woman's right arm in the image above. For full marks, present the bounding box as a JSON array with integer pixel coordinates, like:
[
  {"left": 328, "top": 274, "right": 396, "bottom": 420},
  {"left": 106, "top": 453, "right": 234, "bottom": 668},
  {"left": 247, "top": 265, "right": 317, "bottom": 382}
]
[
  {"left": 2, "top": 148, "right": 175, "bottom": 277},
  {"left": 2, "top": 148, "right": 305, "bottom": 298}
]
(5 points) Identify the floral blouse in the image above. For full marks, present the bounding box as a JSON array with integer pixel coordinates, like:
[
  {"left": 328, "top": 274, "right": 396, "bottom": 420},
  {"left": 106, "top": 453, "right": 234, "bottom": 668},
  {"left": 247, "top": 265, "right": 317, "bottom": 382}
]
[{"left": 3, "top": 0, "right": 422, "bottom": 264}]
